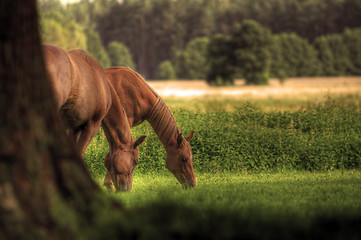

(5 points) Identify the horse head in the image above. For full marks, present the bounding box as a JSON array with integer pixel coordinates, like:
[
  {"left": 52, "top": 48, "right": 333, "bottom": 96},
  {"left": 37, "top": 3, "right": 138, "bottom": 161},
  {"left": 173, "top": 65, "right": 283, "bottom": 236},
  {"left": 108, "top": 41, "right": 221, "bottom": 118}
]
[
  {"left": 105, "top": 135, "right": 146, "bottom": 192},
  {"left": 166, "top": 131, "right": 196, "bottom": 189}
]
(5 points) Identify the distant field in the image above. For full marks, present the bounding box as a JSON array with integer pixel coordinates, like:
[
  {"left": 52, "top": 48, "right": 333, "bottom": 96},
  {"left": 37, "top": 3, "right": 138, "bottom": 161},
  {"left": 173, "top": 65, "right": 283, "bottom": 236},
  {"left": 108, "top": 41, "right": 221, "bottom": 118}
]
[
  {"left": 149, "top": 77, "right": 361, "bottom": 112},
  {"left": 150, "top": 77, "right": 361, "bottom": 98}
]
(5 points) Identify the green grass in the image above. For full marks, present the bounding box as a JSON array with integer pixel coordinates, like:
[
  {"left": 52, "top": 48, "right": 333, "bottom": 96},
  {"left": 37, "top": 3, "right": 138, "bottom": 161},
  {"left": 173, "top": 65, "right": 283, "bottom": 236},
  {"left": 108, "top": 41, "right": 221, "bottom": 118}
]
[
  {"left": 110, "top": 171, "right": 361, "bottom": 217},
  {"left": 90, "top": 171, "right": 361, "bottom": 239}
]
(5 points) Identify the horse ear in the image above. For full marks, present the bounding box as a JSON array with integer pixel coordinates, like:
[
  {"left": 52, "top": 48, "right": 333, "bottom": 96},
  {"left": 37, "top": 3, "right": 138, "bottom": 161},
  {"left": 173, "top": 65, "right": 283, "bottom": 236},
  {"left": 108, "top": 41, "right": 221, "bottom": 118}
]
[
  {"left": 177, "top": 133, "right": 183, "bottom": 146},
  {"left": 134, "top": 135, "right": 146, "bottom": 148},
  {"left": 186, "top": 131, "right": 194, "bottom": 142}
]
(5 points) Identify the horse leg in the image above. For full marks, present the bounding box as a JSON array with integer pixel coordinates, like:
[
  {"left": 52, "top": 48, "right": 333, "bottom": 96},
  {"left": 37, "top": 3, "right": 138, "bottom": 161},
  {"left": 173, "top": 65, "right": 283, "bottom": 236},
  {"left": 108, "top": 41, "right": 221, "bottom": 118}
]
[
  {"left": 72, "top": 120, "right": 101, "bottom": 157},
  {"left": 103, "top": 153, "right": 115, "bottom": 192},
  {"left": 103, "top": 171, "right": 114, "bottom": 193}
]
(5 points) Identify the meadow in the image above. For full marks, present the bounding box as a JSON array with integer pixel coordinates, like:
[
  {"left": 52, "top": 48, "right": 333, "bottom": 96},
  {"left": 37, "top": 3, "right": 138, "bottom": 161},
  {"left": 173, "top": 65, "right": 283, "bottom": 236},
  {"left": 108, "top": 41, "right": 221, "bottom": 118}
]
[{"left": 84, "top": 77, "right": 361, "bottom": 239}]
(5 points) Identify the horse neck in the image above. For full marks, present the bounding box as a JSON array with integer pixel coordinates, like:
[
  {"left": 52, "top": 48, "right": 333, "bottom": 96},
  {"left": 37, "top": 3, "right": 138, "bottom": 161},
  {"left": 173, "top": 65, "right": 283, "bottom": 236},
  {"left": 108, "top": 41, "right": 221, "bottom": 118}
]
[
  {"left": 146, "top": 98, "right": 180, "bottom": 150},
  {"left": 102, "top": 84, "right": 133, "bottom": 152}
]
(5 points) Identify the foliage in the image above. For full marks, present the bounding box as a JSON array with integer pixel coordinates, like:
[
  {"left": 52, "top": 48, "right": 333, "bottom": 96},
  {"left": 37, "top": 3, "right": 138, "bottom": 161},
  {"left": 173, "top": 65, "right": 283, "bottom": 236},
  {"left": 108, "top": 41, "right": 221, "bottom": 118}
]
[
  {"left": 85, "top": 28, "right": 110, "bottom": 68},
  {"left": 95, "top": 0, "right": 361, "bottom": 79},
  {"left": 232, "top": 20, "right": 272, "bottom": 85},
  {"left": 270, "top": 33, "right": 321, "bottom": 78},
  {"left": 174, "top": 37, "right": 210, "bottom": 80},
  {"left": 107, "top": 41, "right": 136, "bottom": 69},
  {"left": 342, "top": 27, "right": 361, "bottom": 75},
  {"left": 314, "top": 34, "right": 351, "bottom": 76},
  {"left": 39, "top": 11, "right": 87, "bottom": 50},
  {"left": 155, "top": 60, "right": 176, "bottom": 80},
  {"left": 206, "top": 34, "right": 234, "bottom": 86},
  {"left": 38, "top": 0, "right": 361, "bottom": 80},
  {"left": 85, "top": 98, "right": 361, "bottom": 177}
]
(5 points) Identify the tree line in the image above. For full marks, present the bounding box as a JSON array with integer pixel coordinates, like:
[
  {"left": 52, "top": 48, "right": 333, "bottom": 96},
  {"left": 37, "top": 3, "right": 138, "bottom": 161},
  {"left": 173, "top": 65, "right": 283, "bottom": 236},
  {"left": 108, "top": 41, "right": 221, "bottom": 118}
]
[{"left": 38, "top": 0, "right": 361, "bottom": 81}]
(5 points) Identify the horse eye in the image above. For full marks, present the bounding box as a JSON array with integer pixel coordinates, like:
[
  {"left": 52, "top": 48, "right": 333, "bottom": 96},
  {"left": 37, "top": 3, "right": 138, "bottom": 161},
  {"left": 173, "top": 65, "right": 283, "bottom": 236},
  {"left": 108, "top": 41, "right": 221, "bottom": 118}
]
[{"left": 182, "top": 158, "right": 187, "bottom": 163}]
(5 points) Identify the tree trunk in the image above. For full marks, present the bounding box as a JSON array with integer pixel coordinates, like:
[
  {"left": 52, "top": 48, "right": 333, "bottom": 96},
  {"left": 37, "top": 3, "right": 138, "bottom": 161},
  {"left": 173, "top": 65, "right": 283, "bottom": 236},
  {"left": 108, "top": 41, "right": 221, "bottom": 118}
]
[{"left": 0, "top": 1, "right": 119, "bottom": 239}]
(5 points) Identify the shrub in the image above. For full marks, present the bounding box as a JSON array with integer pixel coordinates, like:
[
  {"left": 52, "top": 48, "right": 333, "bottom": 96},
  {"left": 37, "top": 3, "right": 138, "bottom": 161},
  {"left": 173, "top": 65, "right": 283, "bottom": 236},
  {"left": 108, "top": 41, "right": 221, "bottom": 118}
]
[
  {"left": 313, "top": 36, "right": 335, "bottom": 76},
  {"left": 85, "top": 29, "right": 111, "bottom": 68},
  {"left": 174, "top": 37, "right": 210, "bottom": 80},
  {"left": 85, "top": 100, "right": 361, "bottom": 176},
  {"left": 155, "top": 60, "right": 176, "bottom": 80},
  {"left": 40, "top": 11, "right": 87, "bottom": 51},
  {"left": 206, "top": 34, "right": 235, "bottom": 86},
  {"left": 314, "top": 34, "right": 351, "bottom": 76},
  {"left": 342, "top": 27, "right": 361, "bottom": 75},
  {"left": 231, "top": 20, "right": 272, "bottom": 85},
  {"left": 270, "top": 33, "right": 321, "bottom": 78},
  {"left": 107, "top": 41, "right": 136, "bottom": 69}
]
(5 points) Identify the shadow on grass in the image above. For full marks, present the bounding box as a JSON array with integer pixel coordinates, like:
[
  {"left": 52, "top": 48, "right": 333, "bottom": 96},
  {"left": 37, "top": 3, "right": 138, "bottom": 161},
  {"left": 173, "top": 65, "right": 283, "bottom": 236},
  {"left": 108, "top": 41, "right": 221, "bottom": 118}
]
[{"left": 90, "top": 199, "right": 361, "bottom": 240}]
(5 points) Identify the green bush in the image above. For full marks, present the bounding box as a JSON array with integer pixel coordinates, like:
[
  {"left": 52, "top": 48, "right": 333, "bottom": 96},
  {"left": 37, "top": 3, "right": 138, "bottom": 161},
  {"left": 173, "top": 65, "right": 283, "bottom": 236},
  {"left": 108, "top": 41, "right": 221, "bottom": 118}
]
[
  {"left": 314, "top": 36, "right": 335, "bottom": 76},
  {"left": 314, "top": 34, "right": 351, "bottom": 76},
  {"left": 85, "top": 28, "right": 111, "bottom": 68},
  {"left": 342, "top": 27, "right": 361, "bottom": 75},
  {"left": 232, "top": 20, "right": 272, "bottom": 85},
  {"left": 174, "top": 37, "right": 209, "bottom": 80},
  {"left": 206, "top": 34, "right": 234, "bottom": 86},
  {"left": 270, "top": 33, "right": 321, "bottom": 78},
  {"left": 107, "top": 41, "right": 136, "bottom": 69},
  {"left": 85, "top": 100, "right": 361, "bottom": 177},
  {"left": 40, "top": 11, "right": 88, "bottom": 51},
  {"left": 155, "top": 60, "right": 176, "bottom": 80}
]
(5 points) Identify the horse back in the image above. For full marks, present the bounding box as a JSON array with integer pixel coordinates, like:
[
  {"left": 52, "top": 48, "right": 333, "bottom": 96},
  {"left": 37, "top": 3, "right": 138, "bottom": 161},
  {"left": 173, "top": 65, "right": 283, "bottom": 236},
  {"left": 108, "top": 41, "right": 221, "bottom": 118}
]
[
  {"left": 43, "top": 44, "right": 72, "bottom": 110},
  {"left": 105, "top": 67, "right": 157, "bottom": 127},
  {"left": 65, "top": 49, "right": 112, "bottom": 127}
]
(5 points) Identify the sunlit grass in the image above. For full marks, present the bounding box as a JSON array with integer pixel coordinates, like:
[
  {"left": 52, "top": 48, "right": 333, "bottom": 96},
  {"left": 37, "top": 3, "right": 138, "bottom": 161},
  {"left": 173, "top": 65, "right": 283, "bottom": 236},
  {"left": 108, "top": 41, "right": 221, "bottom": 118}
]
[{"left": 96, "top": 170, "right": 361, "bottom": 221}]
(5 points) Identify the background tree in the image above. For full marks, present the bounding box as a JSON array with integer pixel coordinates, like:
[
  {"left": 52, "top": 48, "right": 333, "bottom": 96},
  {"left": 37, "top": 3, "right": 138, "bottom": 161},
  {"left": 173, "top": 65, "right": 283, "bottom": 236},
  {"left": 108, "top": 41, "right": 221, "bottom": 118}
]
[
  {"left": 85, "top": 28, "right": 111, "bottom": 68},
  {"left": 343, "top": 27, "right": 361, "bottom": 75},
  {"left": 156, "top": 60, "right": 176, "bottom": 80},
  {"left": 39, "top": 11, "right": 87, "bottom": 50},
  {"left": 314, "top": 36, "right": 336, "bottom": 76},
  {"left": 38, "top": 0, "right": 361, "bottom": 80},
  {"left": 0, "top": 0, "right": 120, "bottom": 238},
  {"left": 174, "top": 37, "right": 210, "bottom": 80},
  {"left": 326, "top": 34, "right": 351, "bottom": 76},
  {"left": 107, "top": 41, "right": 136, "bottom": 69},
  {"left": 270, "top": 33, "right": 320, "bottom": 78},
  {"left": 206, "top": 34, "right": 235, "bottom": 86},
  {"left": 232, "top": 20, "right": 272, "bottom": 85}
]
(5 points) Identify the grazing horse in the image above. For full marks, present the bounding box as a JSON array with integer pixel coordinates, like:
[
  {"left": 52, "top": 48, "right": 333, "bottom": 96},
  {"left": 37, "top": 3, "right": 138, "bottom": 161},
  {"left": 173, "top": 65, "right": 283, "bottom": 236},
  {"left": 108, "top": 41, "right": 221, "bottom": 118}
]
[
  {"left": 104, "top": 67, "right": 196, "bottom": 189},
  {"left": 43, "top": 44, "right": 112, "bottom": 157},
  {"left": 102, "top": 80, "right": 146, "bottom": 192},
  {"left": 44, "top": 45, "right": 145, "bottom": 192}
]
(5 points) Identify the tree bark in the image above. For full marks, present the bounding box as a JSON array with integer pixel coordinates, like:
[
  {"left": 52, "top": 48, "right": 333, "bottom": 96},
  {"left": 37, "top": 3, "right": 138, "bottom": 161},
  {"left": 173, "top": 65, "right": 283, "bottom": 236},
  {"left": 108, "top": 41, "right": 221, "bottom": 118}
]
[{"left": 0, "top": 0, "right": 117, "bottom": 239}]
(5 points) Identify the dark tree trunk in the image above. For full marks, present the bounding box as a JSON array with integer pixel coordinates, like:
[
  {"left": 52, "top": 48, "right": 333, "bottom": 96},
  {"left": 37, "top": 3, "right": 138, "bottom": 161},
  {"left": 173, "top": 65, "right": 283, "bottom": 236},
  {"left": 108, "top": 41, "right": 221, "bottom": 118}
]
[{"left": 0, "top": 0, "right": 119, "bottom": 239}]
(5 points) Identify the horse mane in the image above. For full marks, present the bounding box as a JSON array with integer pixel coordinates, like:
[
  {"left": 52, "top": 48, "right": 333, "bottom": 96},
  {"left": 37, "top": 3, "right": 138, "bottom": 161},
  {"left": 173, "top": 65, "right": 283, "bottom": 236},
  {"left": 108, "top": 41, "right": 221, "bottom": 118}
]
[
  {"left": 147, "top": 97, "right": 180, "bottom": 145},
  {"left": 116, "top": 67, "right": 180, "bottom": 145}
]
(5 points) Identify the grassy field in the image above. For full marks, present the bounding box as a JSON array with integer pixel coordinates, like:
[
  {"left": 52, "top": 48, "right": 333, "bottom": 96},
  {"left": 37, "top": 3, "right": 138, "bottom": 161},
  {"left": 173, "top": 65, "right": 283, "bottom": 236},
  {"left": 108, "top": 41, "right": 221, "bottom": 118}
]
[
  {"left": 84, "top": 77, "right": 361, "bottom": 239},
  {"left": 90, "top": 171, "right": 361, "bottom": 239}
]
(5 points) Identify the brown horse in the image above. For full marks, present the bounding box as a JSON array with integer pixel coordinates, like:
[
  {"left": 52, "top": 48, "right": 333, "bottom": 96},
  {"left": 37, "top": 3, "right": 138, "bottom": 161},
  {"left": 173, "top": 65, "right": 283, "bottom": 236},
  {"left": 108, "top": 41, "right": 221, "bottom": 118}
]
[
  {"left": 43, "top": 44, "right": 112, "bottom": 157},
  {"left": 101, "top": 79, "right": 146, "bottom": 192},
  {"left": 44, "top": 45, "right": 145, "bottom": 192},
  {"left": 104, "top": 67, "right": 196, "bottom": 189}
]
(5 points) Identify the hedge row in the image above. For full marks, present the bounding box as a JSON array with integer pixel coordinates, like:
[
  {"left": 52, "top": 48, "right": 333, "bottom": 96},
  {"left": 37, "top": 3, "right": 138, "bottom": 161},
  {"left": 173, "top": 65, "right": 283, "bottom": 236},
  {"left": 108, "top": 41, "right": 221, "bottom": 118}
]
[{"left": 85, "top": 100, "right": 361, "bottom": 177}]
